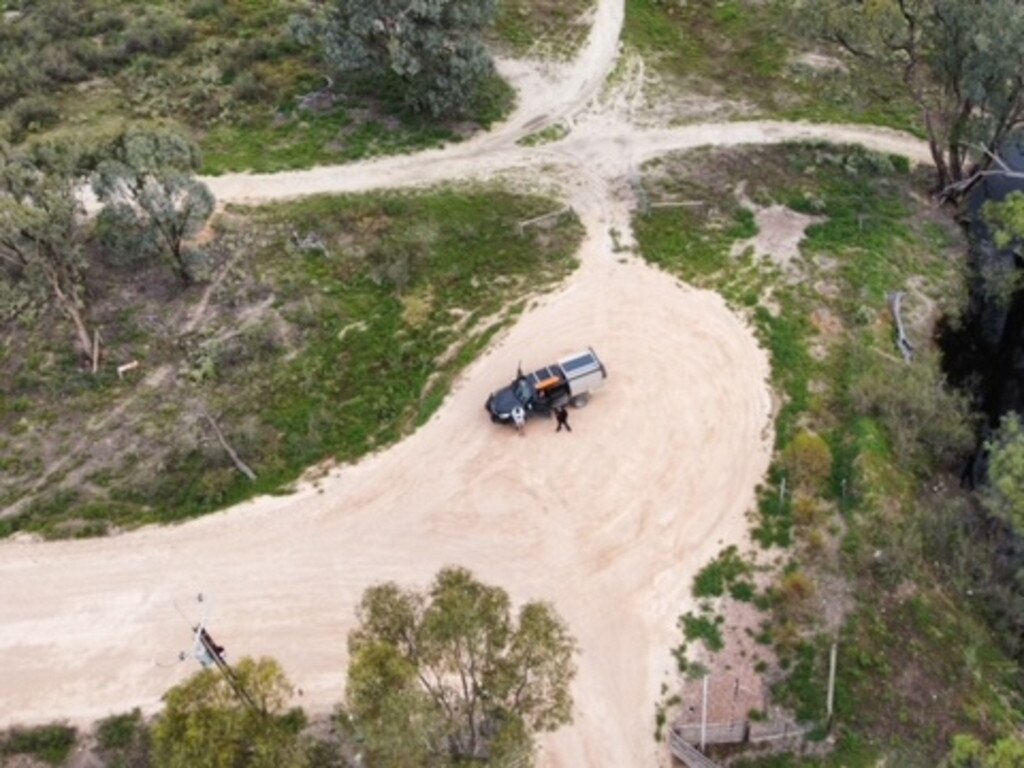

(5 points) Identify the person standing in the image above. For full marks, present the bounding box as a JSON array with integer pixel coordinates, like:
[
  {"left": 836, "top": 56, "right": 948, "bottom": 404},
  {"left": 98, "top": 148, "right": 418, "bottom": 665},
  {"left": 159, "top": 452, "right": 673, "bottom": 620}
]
[
  {"left": 555, "top": 406, "right": 571, "bottom": 433},
  {"left": 512, "top": 405, "right": 526, "bottom": 436}
]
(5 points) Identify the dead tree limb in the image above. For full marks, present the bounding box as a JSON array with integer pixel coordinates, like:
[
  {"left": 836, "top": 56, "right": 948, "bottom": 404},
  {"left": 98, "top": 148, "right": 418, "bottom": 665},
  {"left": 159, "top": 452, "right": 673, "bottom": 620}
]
[
  {"left": 888, "top": 291, "right": 915, "bottom": 363},
  {"left": 648, "top": 200, "right": 706, "bottom": 209},
  {"left": 938, "top": 144, "right": 1024, "bottom": 201},
  {"left": 516, "top": 207, "right": 573, "bottom": 236},
  {"left": 200, "top": 410, "right": 257, "bottom": 481}
]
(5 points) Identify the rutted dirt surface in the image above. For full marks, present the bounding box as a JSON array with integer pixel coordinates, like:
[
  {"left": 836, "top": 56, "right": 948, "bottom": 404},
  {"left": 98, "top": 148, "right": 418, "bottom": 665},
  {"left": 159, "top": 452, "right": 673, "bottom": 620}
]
[{"left": 0, "top": 0, "right": 932, "bottom": 764}]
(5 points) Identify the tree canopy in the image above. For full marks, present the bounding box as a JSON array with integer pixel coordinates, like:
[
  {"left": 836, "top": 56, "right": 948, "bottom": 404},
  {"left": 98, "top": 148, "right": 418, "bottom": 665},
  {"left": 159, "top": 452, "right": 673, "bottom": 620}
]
[
  {"left": 344, "top": 566, "right": 577, "bottom": 766},
  {"left": 296, "top": 0, "right": 499, "bottom": 118},
  {"left": 944, "top": 733, "right": 1024, "bottom": 768},
  {"left": 93, "top": 128, "right": 214, "bottom": 284},
  {"left": 804, "top": 0, "right": 1024, "bottom": 192},
  {"left": 152, "top": 657, "right": 306, "bottom": 768},
  {"left": 985, "top": 412, "right": 1024, "bottom": 535},
  {"left": 0, "top": 138, "right": 95, "bottom": 366},
  {"left": 984, "top": 190, "right": 1024, "bottom": 250}
]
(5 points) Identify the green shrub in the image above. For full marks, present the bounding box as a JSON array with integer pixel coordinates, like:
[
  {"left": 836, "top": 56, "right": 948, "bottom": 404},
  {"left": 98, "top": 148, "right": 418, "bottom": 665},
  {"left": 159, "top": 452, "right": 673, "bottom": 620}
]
[
  {"left": 850, "top": 350, "right": 974, "bottom": 470},
  {"left": 9, "top": 96, "right": 60, "bottom": 139},
  {"left": 783, "top": 431, "right": 833, "bottom": 493},
  {"left": 679, "top": 612, "right": 725, "bottom": 652},
  {"left": 95, "top": 709, "right": 150, "bottom": 767},
  {"left": 121, "top": 10, "right": 191, "bottom": 57},
  {"left": 692, "top": 545, "right": 751, "bottom": 598},
  {"left": 2, "top": 723, "right": 77, "bottom": 765}
]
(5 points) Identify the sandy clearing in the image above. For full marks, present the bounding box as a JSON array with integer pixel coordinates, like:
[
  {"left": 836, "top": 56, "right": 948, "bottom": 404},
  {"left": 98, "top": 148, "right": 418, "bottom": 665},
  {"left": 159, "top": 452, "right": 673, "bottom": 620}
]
[
  {"left": 0, "top": 216, "right": 772, "bottom": 766},
  {"left": 1, "top": 0, "right": 936, "bottom": 763}
]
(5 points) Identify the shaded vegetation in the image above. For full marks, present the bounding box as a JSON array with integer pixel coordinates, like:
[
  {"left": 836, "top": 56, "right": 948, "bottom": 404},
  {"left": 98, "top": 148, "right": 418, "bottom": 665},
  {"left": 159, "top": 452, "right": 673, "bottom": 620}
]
[
  {"left": 0, "top": 0, "right": 513, "bottom": 174},
  {"left": 493, "top": 0, "right": 594, "bottom": 59},
  {"left": 0, "top": 723, "right": 77, "bottom": 766},
  {"left": 636, "top": 144, "right": 1021, "bottom": 764},
  {"left": 0, "top": 188, "right": 583, "bottom": 537},
  {"left": 622, "top": 0, "right": 918, "bottom": 130}
]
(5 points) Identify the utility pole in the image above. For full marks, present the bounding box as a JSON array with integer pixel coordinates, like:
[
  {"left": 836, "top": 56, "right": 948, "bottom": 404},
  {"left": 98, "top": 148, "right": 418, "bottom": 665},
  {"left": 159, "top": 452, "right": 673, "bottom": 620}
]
[{"left": 701, "top": 674, "right": 709, "bottom": 752}]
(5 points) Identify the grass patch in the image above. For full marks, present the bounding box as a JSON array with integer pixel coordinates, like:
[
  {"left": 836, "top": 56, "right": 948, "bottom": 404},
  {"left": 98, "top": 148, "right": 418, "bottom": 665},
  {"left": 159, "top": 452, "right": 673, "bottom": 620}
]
[
  {"left": 1, "top": 1, "right": 515, "bottom": 174},
  {"left": 622, "top": 0, "right": 918, "bottom": 130},
  {"left": 517, "top": 122, "right": 571, "bottom": 147},
  {"left": 679, "top": 611, "right": 725, "bottom": 653},
  {"left": 634, "top": 143, "right": 1020, "bottom": 761},
  {"left": 693, "top": 545, "right": 752, "bottom": 598},
  {"left": 95, "top": 709, "right": 151, "bottom": 767},
  {"left": 1, "top": 724, "right": 77, "bottom": 766},
  {"left": 2, "top": 188, "right": 583, "bottom": 536},
  {"left": 493, "top": 0, "right": 594, "bottom": 59}
]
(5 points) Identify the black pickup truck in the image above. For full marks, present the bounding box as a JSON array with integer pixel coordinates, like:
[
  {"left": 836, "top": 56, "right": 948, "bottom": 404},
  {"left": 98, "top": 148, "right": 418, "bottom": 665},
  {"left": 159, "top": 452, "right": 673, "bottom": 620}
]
[{"left": 485, "top": 348, "right": 607, "bottom": 424}]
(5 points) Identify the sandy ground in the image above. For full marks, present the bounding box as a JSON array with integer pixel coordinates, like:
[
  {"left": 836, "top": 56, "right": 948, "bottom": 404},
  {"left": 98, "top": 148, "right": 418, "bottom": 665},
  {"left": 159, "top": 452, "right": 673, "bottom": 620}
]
[{"left": 1, "top": 0, "right": 933, "bottom": 764}]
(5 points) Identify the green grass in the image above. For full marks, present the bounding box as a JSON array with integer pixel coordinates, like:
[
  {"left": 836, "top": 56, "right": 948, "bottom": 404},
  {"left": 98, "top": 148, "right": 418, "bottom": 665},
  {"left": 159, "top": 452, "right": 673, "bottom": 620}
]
[
  {"left": 201, "top": 108, "right": 452, "bottom": 176},
  {"left": 201, "top": 73, "right": 514, "bottom": 175},
  {"left": 1, "top": 188, "right": 583, "bottom": 537},
  {"left": 770, "top": 590, "right": 1021, "bottom": 766},
  {"left": 622, "top": 0, "right": 919, "bottom": 131},
  {"left": 679, "top": 611, "right": 725, "bottom": 653},
  {"left": 634, "top": 143, "right": 1020, "bottom": 762},
  {"left": 493, "top": 0, "right": 595, "bottom": 58},
  {"left": 692, "top": 545, "right": 752, "bottom": 598},
  {"left": 3, "top": 1, "right": 516, "bottom": 174},
  {"left": 95, "top": 709, "right": 150, "bottom": 767},
  {"left": 517, "top": 122, "right": 571, "bottom": 147},
  {"left": 1, "top": 724, "right": 77, "bottom": 766}
]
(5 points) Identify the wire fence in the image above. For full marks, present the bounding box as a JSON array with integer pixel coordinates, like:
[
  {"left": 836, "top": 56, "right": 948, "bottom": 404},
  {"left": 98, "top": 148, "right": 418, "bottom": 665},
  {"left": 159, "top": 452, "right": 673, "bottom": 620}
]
[{"left": 669, "top": 720, "right": 814, "bottom": 766}]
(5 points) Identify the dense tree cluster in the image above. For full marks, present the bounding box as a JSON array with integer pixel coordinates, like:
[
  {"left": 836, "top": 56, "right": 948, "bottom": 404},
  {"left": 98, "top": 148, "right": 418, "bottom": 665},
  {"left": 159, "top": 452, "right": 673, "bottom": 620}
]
[{"left": 294, "top": 0, "right": 500, "bottom": 117}]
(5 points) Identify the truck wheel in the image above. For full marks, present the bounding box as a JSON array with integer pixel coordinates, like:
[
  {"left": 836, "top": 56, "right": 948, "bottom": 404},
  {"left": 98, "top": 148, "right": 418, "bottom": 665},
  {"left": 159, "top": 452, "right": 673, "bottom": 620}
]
[{"left": 570, "top": 393, "right": 589, "bottom": 408}]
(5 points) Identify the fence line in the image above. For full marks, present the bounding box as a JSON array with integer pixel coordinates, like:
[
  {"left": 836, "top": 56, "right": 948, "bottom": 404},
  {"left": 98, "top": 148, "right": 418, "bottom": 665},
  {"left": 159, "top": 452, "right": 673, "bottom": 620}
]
[
  {"left": 674, "top": 721, "right": 748, "bottom": 745},
  {"left": 668, "top": 728, "right": 721, "bottom": 768},
  {"left": 669, "top": 720, "right": 814, "bottom": 766}
]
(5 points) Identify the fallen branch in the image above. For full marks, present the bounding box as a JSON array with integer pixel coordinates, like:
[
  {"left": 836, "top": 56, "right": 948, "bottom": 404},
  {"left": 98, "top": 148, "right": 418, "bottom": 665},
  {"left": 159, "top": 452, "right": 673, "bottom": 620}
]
[
  {"left": 648, "top": 200, "right": 706, "bottom": 209},
  {"left": 117, "top": 360, "right": 140, "bottom": 379},
  {"left": 888, "top": 291, "right": 915, "bottom": 363},
  {"left": 200, "top": 410, "right": 257, "bottom": 482},
  {"left": 291, "top": 230, "right": 326, "bottom": 252},
  {"left": 516, "top": 206, "right": 573, "bottom": 236},
  {"left": 938, "top": 144, "right": 1024, "bottom": 201},
  {"left": 91, "top": 330, "right": 101, "bottom": 374}
]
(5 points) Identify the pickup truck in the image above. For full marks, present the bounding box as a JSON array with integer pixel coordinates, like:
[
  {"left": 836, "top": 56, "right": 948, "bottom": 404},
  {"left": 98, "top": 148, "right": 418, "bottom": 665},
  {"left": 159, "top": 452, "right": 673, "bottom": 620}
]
[{"left": 485, "top": 348, "right": 607, "bottom": 424}]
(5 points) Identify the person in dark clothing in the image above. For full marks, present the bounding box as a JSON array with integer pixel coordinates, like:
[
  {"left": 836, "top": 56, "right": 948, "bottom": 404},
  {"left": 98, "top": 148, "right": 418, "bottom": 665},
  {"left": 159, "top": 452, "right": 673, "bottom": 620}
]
[
  {"left": 555, "top": 406, "right": 571, "bottom": 433},
  {"left": 199, "top": 627, "right": 225, "bottom": 659}
]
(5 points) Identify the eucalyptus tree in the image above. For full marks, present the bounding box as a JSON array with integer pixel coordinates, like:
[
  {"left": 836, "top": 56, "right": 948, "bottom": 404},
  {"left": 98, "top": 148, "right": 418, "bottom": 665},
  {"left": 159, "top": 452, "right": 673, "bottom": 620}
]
[
  {"left": 93, "top": 129, "right": 214, "bottom": 285},
  {"left": 153, "top": 657, "right": 307, "bottom": 768},
  {"left": 0, "top": 139, "right": 96, "bottom": 367},
  {"left": 804, "top": 0, "right": 1024, "bottom": 193},
  {"left": 295, "top": 0, "right": 500, "bottom": 118},
  {"left": 345, "top": 567, "right": 577, "bottom": 766}
]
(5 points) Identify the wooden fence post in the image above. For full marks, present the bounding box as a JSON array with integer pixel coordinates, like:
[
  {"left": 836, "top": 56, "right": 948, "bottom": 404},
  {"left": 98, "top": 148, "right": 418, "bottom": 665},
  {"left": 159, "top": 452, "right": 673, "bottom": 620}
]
[{"left": 826, "top": 642, "right": 838, "bottom": 727}]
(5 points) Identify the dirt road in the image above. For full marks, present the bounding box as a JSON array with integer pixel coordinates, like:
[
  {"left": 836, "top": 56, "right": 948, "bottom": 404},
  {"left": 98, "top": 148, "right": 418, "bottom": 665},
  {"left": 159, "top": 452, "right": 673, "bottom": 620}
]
[{"left": 0, "top": 0, "right": 931, "bottom": 763}]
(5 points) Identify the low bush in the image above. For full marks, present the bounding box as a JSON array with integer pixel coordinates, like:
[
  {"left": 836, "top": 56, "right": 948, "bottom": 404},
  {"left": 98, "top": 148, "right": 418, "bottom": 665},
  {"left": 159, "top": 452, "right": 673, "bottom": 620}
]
[
  {"left": 1, "top": 723, "right": 77, "bottom": 766},
  {"left": 783, "top": 431, "right": 833, "bottom": 493}
]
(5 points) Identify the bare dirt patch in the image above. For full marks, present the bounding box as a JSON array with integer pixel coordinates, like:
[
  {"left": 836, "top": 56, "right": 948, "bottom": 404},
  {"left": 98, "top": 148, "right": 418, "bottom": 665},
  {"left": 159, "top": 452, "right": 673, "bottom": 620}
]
[{"left": 731, "top": 204, "right": 825, "bottom": 271}]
